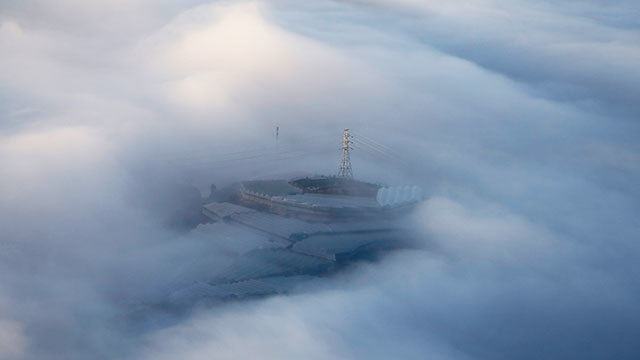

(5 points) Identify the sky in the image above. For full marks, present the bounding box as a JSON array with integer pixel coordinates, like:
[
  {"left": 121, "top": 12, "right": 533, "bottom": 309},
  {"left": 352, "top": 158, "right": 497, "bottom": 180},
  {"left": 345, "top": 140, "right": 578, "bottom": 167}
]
[{"left": 1, "top": 0, "right": 640, "bottom": 359}]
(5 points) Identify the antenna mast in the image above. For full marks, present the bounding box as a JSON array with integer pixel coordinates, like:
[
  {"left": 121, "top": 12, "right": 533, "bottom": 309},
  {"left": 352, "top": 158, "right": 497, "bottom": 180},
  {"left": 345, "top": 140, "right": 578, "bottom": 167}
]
[{"left": 337, "top": 128, "right": 353, "bottom": 178}]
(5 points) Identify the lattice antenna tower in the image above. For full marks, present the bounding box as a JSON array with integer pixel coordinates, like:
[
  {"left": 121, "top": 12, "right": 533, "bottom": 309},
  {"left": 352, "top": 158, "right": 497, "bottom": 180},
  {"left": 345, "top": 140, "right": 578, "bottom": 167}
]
[{"left": 337, "top": 128, "right": 353, "bottom": 178}]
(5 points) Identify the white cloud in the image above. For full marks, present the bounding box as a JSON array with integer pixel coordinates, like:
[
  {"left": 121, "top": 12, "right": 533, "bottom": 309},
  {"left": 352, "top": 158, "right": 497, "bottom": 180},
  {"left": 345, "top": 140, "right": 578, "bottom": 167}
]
[
  {"left": 0, "top": 1, "right": 639, "bottom": 359},
  {"left": 135, "top": 2, "right": 388, "bottom": 122},
  {"left": 0, "top": 320, "right": 28, "bottom": 360}
]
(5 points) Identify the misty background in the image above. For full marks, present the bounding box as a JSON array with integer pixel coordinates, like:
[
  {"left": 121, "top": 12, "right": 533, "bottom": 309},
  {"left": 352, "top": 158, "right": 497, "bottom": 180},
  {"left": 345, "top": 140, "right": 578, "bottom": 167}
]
[{"left": 1, "top": 0, "right": 639, "bottom": 359}]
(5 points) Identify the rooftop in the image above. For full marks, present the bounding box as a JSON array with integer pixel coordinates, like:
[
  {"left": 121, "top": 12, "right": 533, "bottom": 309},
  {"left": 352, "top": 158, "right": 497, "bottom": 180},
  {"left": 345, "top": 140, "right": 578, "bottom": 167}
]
[
  {"left": 241, "top": 180, "right": 302, "bottom": 196},
  {"left": 276, "top": 193, "right": 380, "bottom": 209}
]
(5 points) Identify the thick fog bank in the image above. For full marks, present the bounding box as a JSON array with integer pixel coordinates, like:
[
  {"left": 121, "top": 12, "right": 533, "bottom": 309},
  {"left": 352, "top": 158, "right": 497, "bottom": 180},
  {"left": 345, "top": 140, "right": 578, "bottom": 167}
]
[{"left": 1, "top": 1, "right": 639, "bottom": 359}]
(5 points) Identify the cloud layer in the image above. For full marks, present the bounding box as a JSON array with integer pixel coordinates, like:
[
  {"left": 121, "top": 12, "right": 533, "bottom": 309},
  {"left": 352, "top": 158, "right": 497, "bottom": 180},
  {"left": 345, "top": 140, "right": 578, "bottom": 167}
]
[{"left": 1, "top": 1, "right": 639, "bottom": 359}]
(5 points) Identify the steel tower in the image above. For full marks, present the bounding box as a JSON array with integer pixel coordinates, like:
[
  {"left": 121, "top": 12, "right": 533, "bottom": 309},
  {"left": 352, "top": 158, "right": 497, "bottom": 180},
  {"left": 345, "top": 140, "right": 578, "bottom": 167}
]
[{"left": 337, "top": 128, "right": 353, "bottom": 178}]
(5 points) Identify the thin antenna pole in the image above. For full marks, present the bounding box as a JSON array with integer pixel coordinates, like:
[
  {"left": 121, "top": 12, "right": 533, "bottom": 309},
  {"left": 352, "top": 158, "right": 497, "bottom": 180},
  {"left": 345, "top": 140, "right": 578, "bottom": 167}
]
[{"left": 337, "top": 128, "right": 353, "bottom": 178}]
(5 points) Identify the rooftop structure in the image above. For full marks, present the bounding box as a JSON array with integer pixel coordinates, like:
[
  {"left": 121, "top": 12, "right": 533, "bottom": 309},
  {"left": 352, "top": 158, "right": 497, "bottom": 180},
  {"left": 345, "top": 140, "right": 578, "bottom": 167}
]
[
  {"left": 238, "top": 177, "right": 422, "bottom": 222},
  {"left": 161, "top": 130, "right": 426, "bottom": 305}
]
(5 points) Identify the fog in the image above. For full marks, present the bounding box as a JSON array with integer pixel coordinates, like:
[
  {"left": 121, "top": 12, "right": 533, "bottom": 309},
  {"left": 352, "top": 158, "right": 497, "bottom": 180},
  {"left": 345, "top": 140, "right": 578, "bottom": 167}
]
[{"left": 1, "top": 0, "right": 639, "bottom": 359}]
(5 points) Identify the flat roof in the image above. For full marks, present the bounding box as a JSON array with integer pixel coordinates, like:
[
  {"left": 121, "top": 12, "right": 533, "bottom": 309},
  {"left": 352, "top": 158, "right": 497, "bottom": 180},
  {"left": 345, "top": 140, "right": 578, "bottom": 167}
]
[
  {"left": 241, "top": 180, "right": 302, "bottom": 196},
  {"left": 278, "top": 193, "right": 380, "bottom": 209}
]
